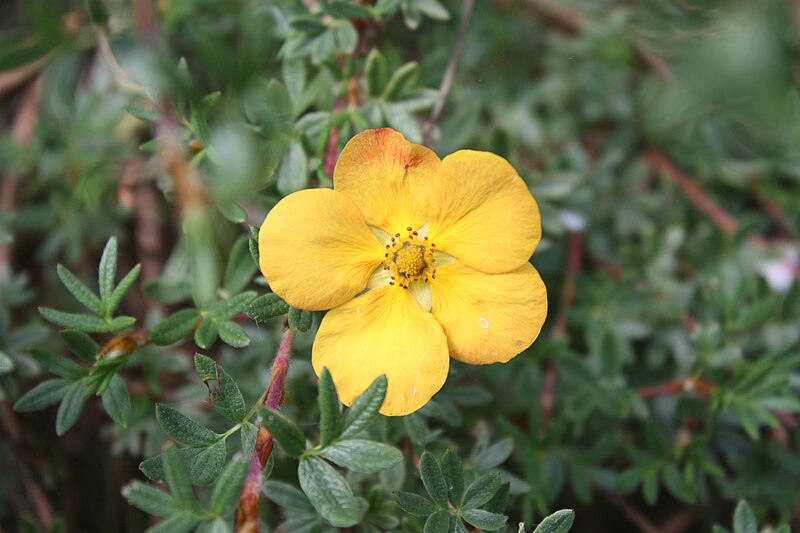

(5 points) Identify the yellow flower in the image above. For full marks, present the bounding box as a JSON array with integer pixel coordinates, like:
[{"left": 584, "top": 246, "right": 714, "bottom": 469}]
[{"left": 259, "top": 128, "right": 547, "bottom": 416}]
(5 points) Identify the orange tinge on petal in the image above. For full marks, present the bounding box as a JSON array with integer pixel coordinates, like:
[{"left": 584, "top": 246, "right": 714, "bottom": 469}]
[{"left": 334, "top": 128, "right": 440, "bottom": 233}]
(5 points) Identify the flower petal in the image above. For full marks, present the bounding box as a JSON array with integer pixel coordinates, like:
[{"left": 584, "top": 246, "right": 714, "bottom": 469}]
[
  {"left": 428, "top": 150, "right": 541, "bottom": 273},
  {"left": 259, "top": 188, "right": 385, "bottom": 311},
  {"left": 431, "top": 261, "right": 547, "bottom": 364},
  {"left": 333, "top": 128, "right": 440, "bottom": 233},
  {"left": 312, "top": 286, "right": 449, "bottom": 416}
]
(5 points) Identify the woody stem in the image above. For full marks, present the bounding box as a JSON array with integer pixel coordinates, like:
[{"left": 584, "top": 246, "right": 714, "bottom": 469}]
[{"left": 234, "top": 323, "right": 297, "bottom": 533}]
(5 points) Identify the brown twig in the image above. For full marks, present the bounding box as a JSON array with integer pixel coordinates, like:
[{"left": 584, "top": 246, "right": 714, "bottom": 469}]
[
  {"left": 637, "top": 377, "right": 716, "bottom": 400},
  {"left": 235, "top": 325, "right": 297, "bottom": 533},
  {"left": 423, "top": 0, "right": 476, "bottom": 145},
  {"left": 647, "top": 149, "right": 739, "bottom": 235}
]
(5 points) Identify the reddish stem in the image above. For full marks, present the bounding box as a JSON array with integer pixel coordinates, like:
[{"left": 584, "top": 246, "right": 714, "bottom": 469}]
[
  {"left": 647, "top": 149, "right": 738, "bottom": 235},
  {"left": 235, "top": 326, "right": 297, "bottom": 532}
]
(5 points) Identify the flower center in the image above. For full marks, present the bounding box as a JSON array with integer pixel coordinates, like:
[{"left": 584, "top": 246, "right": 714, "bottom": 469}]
[
  {"left": 381, "top": 226, "right": 438, "bottom": 289},
  {"left": 394, "top": 244, "right": 426, "bottom": 277}
]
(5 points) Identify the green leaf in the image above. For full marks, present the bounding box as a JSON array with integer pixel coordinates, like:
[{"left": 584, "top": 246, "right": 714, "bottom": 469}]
[
  {"left": 248, "top": 225, "right": 260, "bottom": 267},
  {"left": 56, "top": 381, "right": 89, "bottom": 435},
  {"left": 217, "top": 202, "right": 247, "bottom": 223},
  {"left": 121, "top": 481, "right": 176, "bottom": 517},
  {"left": 374, "top": 0, "right": 402, "bottom": 16},
  {"left": 217, "top": 320, "right": 251, "bottom": 348},
  {"left": 462, "top": 473, "right": 502, "bottom": 510},
  {"left": 276, "top": 142, "right": 309, "bottom": 196},
  {"left": 144, "top": 516, "right": 201, "bottom": 533},
  {"left": 440, "top": 449, "right": 464, "bottom": 506},
  {"left": 149, "top": 309, "right": 200, "bottom": 346},
  {"left": 328, "top": 0, "right": 373, "bottom": 19},
  {"left": 298, "top": 456, "right": 362, "bottom": 527},
  {"left": 98, "top": 237, "right": 118, "bottom": 307},
  {"left": 156, "top": 404, "right": 220, "bottom": 446},
  {"left": 460, "top": 509, "right": 505, "bottom": 530},
  {"left": 187, "top": 439, "right": 228, "bottom": 486},
  {"left": 0, "top": 351, "right": 13, "bottom": 374},
  {"left": 733, "top": 500, "right": 757, "bottom": 533},
  {"left": 224, "top": 237, "right": 258, "bottom": 293},
  {"left": 56, "top": 264, "right": 104, "bottom": 315},
  {"left": 288, "top": 307, "right": 312, "bottom": 332},
  {"left": 473, "top": 438, "right": 513, "bottom": 469},
  {"left": 418, "top": 0, "right": 449, "bottom": 21},
  {"left": 162, "top": 444, "right": 203, "bottom": 513},
  {"left": 125, "top": 104, "right": 159, "bottom": 122},
  {"left": 246, "top": 293, "right": 289, "bottom": 322},
  {"left": 194, "top": 318, "right": 219, "bottom": 349},
  {"left": 290, "top": 15, "right": 328, "bottom": 34},
  {"left": 59, "top": 330, "right": 98, "bottom": 362},
  {"left": 29, "top": 348, "right": 87, "bottom": 379},
  {"left": 101, "top": 374, "right": 131, "bottom": 428},
  {"left": 395, "top": 491, "right": 437, "bottom": 516},
  {"left": 211, "top": 457, "right": 249, "bottom": 514},
  {"left": 321, "top": 440, "right": 402, "bottom": 473},
  {"left": 340, "top": 374, "right": 387, "bottom": 438},
  {"left": 194, "top": 354, "right": 246, "bottom": 422},
  {"left": 109, "top": 316, "right": 136, "bottom": 332},
  {"left": 423, "top": 510, "right": 450, "bottom": 533},
  {"left": 365, "top": 49, "right": 388, "bottom": 97},
  {"left": 108, "top": 264, "right": 141, "bottom": 315},
  {"left": 318, "top": 368, "right": 341, "bottom": 447},
  {"left": 264, "top": 481, "right": 314, "bottom": 511},
  {"left": 532, "top": 509, "right": 576, "bottom": 533},
  {"left": 14, "top": 379, "right": 71, "bottom": 412},
  {"left": 384, "top": 62, "right": 419, "bottom": 101},
  {"left": 383, "top": 103, "right": 422, "bottom": 143},
  {"left": 140, "top": 446, "right": 225, "bottom": 485},
  {"left": 262, "top": 407, "right": 306, "bottom": 457},
  {"left": 38, "top": 308, "right": 109, "bottom": 333},
  {"left": 240, "top": 422, "right": 258, "bottom": 456},
  {"left": 662, "top": 464, "right": 695, "bottom": 504},
  {"left": 419, "top": 451, "right": 448, "bottom": 507}
]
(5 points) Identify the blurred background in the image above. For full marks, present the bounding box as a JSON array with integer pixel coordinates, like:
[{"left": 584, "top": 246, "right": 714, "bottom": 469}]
[{"left": 1, "top": 0, "right": 799, "bottom": 531}]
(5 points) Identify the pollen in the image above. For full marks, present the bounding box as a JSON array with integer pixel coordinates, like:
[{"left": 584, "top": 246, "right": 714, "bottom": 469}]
[
  {"left": 394, "top": 245, "right": 426, "bottom": 277},
  {"left": 380, "top": 225, "right": 437, "bottom": 288}
]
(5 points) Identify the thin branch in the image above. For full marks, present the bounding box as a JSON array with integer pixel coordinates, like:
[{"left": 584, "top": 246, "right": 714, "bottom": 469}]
[
  {"left": 637, "top": 377, "right": 715, "bottom": 399},
  {"left": 647, "top": 149, "right": 738, "bottom": 236},
  {"left": 423, "top": 0, "right": 476, "bottom": 144},
  {"left": 235, "top": 325, "right": 297, "bottom": 533}
]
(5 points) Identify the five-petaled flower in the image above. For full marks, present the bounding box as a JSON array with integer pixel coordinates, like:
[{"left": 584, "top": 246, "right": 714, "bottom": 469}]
[{"left": 259, "top": 128, "right": 547, "bottom": 416}]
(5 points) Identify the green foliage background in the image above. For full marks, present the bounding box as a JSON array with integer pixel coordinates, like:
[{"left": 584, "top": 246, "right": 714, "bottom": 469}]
[{"left": 1, "top": 0, "right": 799, "bottom": 531}]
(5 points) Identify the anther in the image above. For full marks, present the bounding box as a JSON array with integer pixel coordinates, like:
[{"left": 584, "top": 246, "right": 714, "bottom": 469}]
[
  {"left": 389, "top": 281, "right": 394, "bottom": 285},
  {"left": 431, "top": 243, "right": 435, "bottom": 247},
  {"left": 395, "top": 233, "right": 401, "bottom": 237},
  {"left": 406, "top": 227, "right": 412, "bottom": 231}
]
